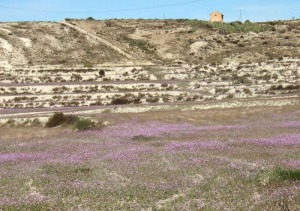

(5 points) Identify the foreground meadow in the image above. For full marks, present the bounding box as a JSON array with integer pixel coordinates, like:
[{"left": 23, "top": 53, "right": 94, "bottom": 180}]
[{"left": 0, "top": 106, "right": 299, "bottom": 210}]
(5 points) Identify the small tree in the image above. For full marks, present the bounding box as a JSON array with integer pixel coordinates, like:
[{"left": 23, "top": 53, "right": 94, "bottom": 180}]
[
  {"left": 244, "top": 20, "right": 251, "bottom": 24},
  {"left": 86, "top": 17, "right": 95, "bottom": 21}
]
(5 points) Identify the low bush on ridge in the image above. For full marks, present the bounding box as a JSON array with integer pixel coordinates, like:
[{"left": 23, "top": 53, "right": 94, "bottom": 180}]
[
  {"left": 187, "top": 19, "right": 274, "bottom": 34},
  {"left": 46, "top": 112, "right": 94, "bottom": 130},
  {"left": 46, "top": 112, "right": 79, "bottom": 128}
]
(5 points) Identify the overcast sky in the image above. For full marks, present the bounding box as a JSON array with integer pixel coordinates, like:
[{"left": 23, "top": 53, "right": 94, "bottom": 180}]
[{"left": 0, "top": 0, "right": 299, "bottom": 22}]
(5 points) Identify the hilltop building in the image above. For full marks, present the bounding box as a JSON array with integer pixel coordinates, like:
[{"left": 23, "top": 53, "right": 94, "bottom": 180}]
[{"left": 210, "top": 11, "right": 224, "bottom": 23}]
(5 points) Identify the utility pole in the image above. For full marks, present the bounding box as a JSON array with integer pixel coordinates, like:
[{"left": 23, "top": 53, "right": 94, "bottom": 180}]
[{"left": 239, "top": 10, "right": 243, "bottom": 22}]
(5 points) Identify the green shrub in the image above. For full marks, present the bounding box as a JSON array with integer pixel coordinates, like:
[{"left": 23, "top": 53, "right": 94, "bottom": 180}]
[
  {"left": 269, "top": 84, "right": 297, "bottom": 90},
  {"left": 46, "top": 112, "right": 79, "bottom": 128},
  {"left": 133, "top": 98, "right": 142, "bottom": 104},
  {"left": 73, "top": 119, "right": 93, "bottom": 130},
  {"left": 121, "top": 36, "right": 156, "bottom": 53},
  {"left": 46, "top": 112, "right": 66, "bottom": 127},
  {"left": 99, "top": 70, "right": 105, "bottom": 77},
  {"left": 71, "top": 74, "right": 83, "bottom": 81},
  {"left": 111, "top": 94, "right": 138, "bottom": 105},
  {"left": 111, "top": 97, "right": 131, "bottom": 105},
  {"left": 244, "top": 20, "right": 252, "bottom": 24},
  {"left": 146, "top": 97, "right": 160, "bottom": 103},
  {"left": 257, "top": 167, "right": 300, "bottom": 184},
  {"left": 186, "top": 19, "right": 273, "bottom": 34},
  {"left": 271, "top": 168, "right": 300, "bottom": 181}
]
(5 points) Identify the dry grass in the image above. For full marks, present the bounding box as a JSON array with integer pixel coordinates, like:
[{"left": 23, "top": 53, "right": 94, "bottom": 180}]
[
  {"left": 0, "top": 106, "right": 299, "bottom": 209},
  {"left": 95, "top": 105, "right": 300, "bottom": 125},
  {"left": 0, "top": 127, "right": 66, "bottom": 141}
]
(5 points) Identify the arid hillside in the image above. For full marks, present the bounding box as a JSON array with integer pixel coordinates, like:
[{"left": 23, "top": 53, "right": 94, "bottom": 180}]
[
  {"left": 0, "top": 19, "right": 300, "bottom": 66},
  {"left": 0, "top": 19, "right": 299, "bottom": 125}
]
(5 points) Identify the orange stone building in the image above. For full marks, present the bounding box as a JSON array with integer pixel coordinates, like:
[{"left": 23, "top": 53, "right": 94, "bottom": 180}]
[{"left": 210, "top": 11, "right": 224, "bottom": 23}]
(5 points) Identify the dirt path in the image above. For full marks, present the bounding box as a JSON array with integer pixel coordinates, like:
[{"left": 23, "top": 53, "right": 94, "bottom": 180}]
[
  {"left": 0, "top": 97, "right": 298, "bottom": 119},
  {"left": 60, "top": 21, "right": 137, "bottom": 63}
]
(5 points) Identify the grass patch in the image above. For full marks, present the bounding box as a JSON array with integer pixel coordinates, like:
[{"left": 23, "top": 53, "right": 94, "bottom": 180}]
[
  {"left": 132, "top": 135, "right": 154, "bottom": 141},
  {"left": 42, "top": 164, "right": 92, "bottom": 175},
  {"left": 2, "top": 204, "right": 51, "bottom": 210},
  {"left": 271, "top": 168, "right": 300, "bottom": 181},
  {"left": 257, "top": 167, "right": 300, "bottom": 184},
  {"left": 121, "top": 36, "right": 156, "bottom": 53},
  {"left": 83, "top": 61, "right": 94, "bottom": 68}
]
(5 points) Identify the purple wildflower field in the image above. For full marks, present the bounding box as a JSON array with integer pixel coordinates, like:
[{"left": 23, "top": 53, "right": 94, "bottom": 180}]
[{"left": 0, "top": 108, "right": 299, "bottom": 210}]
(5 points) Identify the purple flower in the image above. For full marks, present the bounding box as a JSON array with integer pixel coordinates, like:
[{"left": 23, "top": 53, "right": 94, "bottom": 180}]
[
  {"left": 165, "top": 140, "right": 226, "bottom": 152},
  {"left": 280, "top": 121, "right": 300, "bottom": 128},
  {"left": 0, "top": 153, "right": 46, "bottom": 163},
  {"left": 243, "top": 134, "right": 300, "bottom": 146},
  {"left": 94, "top": 121, "right": 244, "bottom": 141},
  {"left": 108, "top": 146, "right": 154, "bottom": 162},
  {"left": 283, "top": 160, "right": 300, "bottom": 169}
]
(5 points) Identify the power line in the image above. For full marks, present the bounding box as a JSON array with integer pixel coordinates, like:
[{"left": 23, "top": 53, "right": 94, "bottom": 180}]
[{"left": 0, "top": 0, "right": 205, "bottom": 14}]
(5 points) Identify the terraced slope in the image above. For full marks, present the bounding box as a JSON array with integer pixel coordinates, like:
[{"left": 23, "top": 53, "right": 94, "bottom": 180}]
[{"left": 0, "top": 58, "right": 299, "bottom": 122}]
